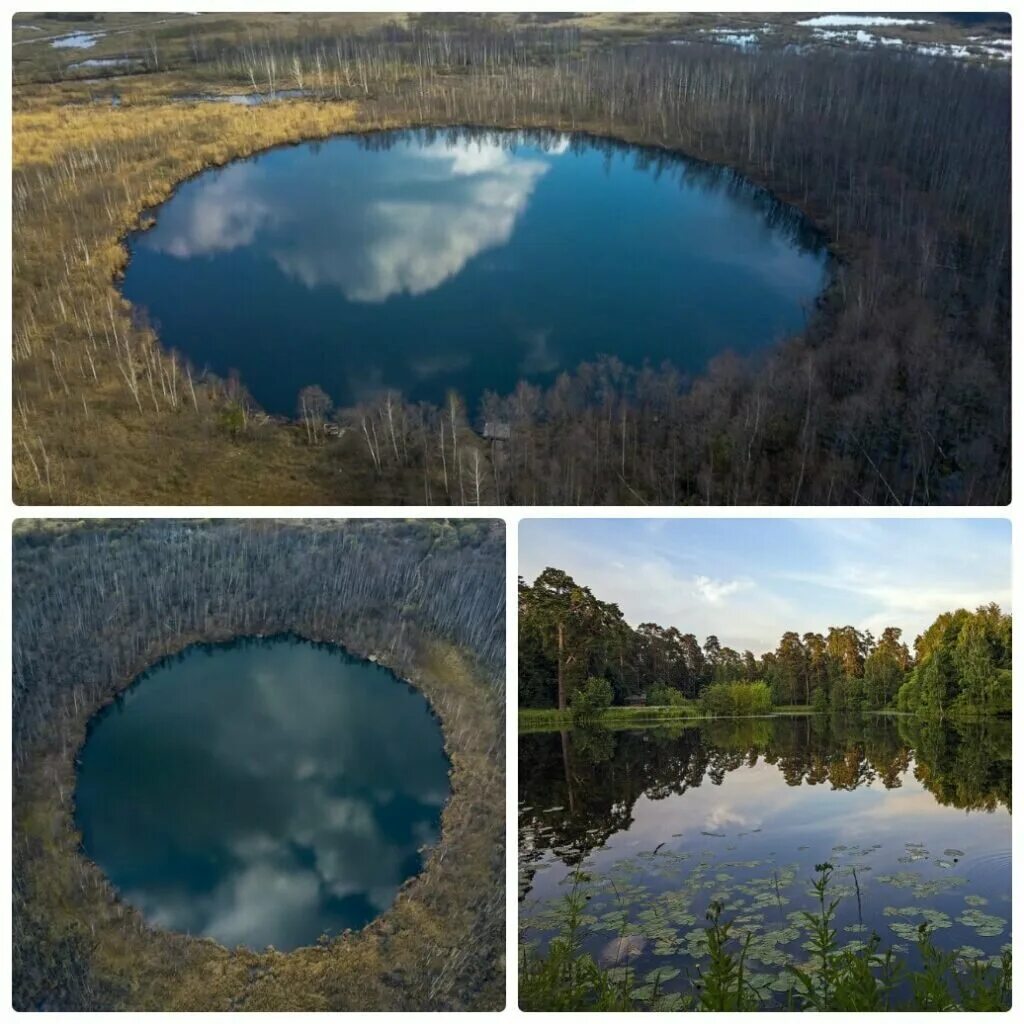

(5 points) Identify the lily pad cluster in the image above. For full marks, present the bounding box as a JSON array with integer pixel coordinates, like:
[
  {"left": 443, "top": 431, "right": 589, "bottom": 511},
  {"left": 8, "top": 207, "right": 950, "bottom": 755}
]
[{"left": 521, "top": 833, "right": 1010, "bottom": 1009}]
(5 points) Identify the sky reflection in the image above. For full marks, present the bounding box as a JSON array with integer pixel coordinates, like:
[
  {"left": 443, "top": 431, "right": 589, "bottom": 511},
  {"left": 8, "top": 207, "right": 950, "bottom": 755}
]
[
  {"left": 124, "top": 128, "right": 828, "bottom": 414},
  {"left": 76, "top": 637, "right": 450, "bottom": 951}
]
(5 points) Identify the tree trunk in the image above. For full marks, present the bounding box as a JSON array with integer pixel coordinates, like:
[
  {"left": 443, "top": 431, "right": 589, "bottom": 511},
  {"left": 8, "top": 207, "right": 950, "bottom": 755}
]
[{"left": 557, "top": 620, "right": 566, "bottom": 711}]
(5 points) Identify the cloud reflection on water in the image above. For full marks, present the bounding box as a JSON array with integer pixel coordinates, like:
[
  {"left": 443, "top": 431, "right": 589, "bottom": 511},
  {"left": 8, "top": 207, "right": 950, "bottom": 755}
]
[
  {"left": 145, "top": 134, "right": 560, "bottom": 304},
  {"left": 77, "top": 639, "right": 449, "bottom": 951}
]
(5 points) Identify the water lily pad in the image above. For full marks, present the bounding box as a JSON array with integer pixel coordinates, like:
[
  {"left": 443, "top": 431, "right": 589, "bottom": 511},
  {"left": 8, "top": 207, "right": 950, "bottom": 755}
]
[
  {"left": 955, "top": 945, "right": 986, "bottom": 963},
  {"left": 645, "top": 966, "right": 680, "bottom": 983},
  {"left": 889, "top": 921, "right": 925, "bottom": 941},
  {"left": 957, "top": 909, "right": 1006, "bottom": 937},
  {"left": 921, "top": 909, "right": 953, "bottom": 929},
  {"left": 604, "top": 965, "right": 635, "bottom": 984},
  {"left": 883, "top": 905, "right": 920, "bottom": 917}
]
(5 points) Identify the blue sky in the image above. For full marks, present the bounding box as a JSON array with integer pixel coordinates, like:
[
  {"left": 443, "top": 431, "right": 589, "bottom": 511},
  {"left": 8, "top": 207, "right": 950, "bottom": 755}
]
[{"left": 519, "top": 519, "right": 1011, "bottom": 655}]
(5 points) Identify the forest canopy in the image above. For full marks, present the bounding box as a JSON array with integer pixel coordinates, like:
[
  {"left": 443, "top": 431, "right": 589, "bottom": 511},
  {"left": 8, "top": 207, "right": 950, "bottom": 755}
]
[{"left": 519, "top": 567, "right": 1010, "bottom": 718}]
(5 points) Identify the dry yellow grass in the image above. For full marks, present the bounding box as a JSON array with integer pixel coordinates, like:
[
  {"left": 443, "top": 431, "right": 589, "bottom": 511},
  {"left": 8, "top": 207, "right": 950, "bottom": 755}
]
[{"left": 12, "top": 76, "right": 492, "bottom": 505}]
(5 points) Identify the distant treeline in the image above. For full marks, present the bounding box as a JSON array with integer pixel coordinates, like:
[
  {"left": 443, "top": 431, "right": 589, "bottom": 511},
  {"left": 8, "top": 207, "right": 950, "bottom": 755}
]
[{"left": 519, "top": 567, "right": 1011, "bottom": 717}]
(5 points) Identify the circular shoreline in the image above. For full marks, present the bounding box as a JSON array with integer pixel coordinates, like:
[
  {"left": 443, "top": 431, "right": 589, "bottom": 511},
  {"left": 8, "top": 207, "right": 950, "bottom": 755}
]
[
  {"left": 72, "top": 631, "right": 455, "bottom": 955},
  {"left": 114, "top": 114, "right": 840, "bottom": 428}
]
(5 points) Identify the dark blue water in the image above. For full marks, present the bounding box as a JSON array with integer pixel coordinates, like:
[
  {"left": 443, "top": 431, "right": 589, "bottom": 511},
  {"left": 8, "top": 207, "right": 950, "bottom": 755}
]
[
  {"left": 75, "top": 636, "right": 450, "bottom": 951},
  {"left": 122, "top": 128, "right": 829, "bottom": 416}
]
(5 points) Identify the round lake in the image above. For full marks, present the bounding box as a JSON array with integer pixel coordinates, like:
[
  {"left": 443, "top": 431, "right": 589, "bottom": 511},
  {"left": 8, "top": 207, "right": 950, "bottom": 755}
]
[
  {"left": 75, "top": 636, "right": 450, "bottom": 951},
  {"left": 122, "top": 127, "right": 829, "bottom": 416}
]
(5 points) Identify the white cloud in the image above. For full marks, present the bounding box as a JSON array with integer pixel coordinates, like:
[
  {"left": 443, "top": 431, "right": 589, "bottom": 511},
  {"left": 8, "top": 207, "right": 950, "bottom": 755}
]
[
  {"left": 692, "top": 574, "right": 752, "bottom": 605},
  {"left": 145, "top": 164, "right": 272, "bottom": 259},
  {"left": 704, "top": 805, "right": 754, "bottom": 832},
  {"left": 520, "top": 519, "right": 1009, "bottom": 655}
]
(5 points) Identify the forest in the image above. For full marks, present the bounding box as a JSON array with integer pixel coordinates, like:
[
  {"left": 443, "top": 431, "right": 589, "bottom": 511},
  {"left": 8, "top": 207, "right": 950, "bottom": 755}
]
[
  {"left": 12, "top": 15, "right": 1010, "bottom": 504},
  {"left": 519, "top": 568, "right": 1011, "bottom": 718},
  {"left": 13, "top": 519, "right": 505, "bottom": 1011}
]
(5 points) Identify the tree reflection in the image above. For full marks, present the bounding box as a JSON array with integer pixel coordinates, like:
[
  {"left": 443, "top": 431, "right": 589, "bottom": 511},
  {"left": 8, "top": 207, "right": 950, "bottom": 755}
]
[{"left": 519, "top": 715, "right": 1011, "bottom": 872}]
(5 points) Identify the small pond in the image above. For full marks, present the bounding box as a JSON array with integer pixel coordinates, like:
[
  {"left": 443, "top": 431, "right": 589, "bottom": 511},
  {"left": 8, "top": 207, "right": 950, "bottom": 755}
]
[
  {"left": 52, "top": 32, "right": 101, "bottom": 49},
  {"left": 122, "top": 127, "right": 829, "bottom": 417},
  {"left": 76, "top": 635, "right": 450, "bottom": 951},
  {"left": 519, "top": 714, "right": 1011, "bottom": 1007}
]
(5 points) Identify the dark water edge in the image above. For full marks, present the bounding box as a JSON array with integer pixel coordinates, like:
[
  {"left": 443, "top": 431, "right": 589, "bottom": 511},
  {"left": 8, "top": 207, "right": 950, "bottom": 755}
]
[{"left": 75, "top": 634, "right": 452, "bottom": 952}]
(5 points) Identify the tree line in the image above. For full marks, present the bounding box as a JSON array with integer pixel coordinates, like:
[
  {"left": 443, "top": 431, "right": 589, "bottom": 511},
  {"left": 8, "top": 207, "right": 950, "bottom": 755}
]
[
  {"left": 519, "top": 567, "right": 1011, "bottom": 717},
  {"left": 15, "top": 519, "right": 504, "bottom": 759}
]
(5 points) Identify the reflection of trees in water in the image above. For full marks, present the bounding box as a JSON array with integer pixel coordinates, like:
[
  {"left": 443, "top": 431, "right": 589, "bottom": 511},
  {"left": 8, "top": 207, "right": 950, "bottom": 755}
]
[
  {"left": 519, "top": 715, "right": 1011, "bottom": 870},
  {"left": 902, "top": 715, "right": 1012, "bottom": 814}
]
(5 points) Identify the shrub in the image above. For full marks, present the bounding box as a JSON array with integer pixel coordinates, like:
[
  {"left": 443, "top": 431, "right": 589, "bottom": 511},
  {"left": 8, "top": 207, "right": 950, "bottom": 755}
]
[
  {"left": 647, "top": 683, "right": 689, "bottom": 707},
  {"left": 699, "top": 681, "right": 773, "bottom": 717},
  {"left": 570, "top": 676, "right": 613, "bottom": 724}
]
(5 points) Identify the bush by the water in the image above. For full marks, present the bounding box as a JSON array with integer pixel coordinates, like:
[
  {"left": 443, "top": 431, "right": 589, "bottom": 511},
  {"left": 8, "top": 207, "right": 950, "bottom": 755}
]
[
  {"left": 699, "top": 681, "right": 773, "bottom": 717},
  {"left": 571, "top": 677, "right": 614, "bottom": 724},
  {"left": 646, "top": 683, "right": 691, "bottom": 707}
]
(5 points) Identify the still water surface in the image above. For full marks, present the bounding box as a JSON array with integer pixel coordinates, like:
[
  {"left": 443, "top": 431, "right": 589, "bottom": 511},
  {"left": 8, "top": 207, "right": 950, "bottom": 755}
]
[
  {"left": 520, "top": 715, "right": 1011, "bottom": 1005},
  {"left": 122, "top": 128, "right": 828, "bottom": 415},
  {"left": 76, "top": 636, "right": 450, "bottom": 951}
]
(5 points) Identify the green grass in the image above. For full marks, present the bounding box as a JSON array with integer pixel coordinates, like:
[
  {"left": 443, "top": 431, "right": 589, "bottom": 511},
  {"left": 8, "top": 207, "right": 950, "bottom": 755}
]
[
  {"left": 519, "top": 704, "right": 701, "bottom": 733},
  {"left": 519, "top": 704, "right": 819, "bottom": 734}
]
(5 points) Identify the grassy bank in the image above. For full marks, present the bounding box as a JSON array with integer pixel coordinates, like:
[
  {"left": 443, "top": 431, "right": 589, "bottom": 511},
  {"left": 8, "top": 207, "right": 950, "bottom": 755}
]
[
  {"left": 518, "top": 704, "right": 819, "bottom": 733},
  {"left": 13, "top": 82, "right": 474, "bottom": 505},
  {"left": 520, "top": 705, "right": 699, "bottom": 732}
]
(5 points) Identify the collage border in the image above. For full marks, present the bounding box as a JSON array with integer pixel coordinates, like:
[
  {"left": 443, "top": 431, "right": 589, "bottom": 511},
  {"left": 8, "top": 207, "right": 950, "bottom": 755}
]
[{"left": 4, "top": 0, "right": 1021, "bottom": 1018}]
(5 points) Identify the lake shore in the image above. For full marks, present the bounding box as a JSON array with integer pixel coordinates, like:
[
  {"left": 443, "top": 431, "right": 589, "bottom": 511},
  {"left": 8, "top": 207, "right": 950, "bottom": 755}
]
[{"left": 520, "top": 703, "right": 819, "bottom": 733}]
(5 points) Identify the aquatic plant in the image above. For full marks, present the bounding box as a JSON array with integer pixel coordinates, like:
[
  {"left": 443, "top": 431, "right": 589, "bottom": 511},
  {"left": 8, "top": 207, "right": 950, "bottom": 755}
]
[
  {"left": 519, "top": 869, "right": 634, "bottom": 1011},
  {"left": 520, "top": 862, "right": 1011, "bottom": 1012}
]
